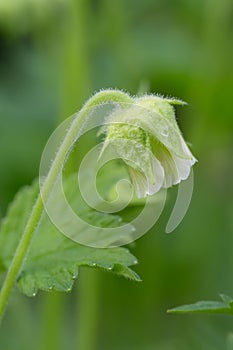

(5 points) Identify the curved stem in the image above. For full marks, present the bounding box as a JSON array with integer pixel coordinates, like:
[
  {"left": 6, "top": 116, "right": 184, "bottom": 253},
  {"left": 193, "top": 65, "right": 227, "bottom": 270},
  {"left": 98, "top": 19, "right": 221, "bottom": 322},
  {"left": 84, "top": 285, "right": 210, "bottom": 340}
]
[{"left": 0, "top": 89, "right": 133, "bottom": 322}]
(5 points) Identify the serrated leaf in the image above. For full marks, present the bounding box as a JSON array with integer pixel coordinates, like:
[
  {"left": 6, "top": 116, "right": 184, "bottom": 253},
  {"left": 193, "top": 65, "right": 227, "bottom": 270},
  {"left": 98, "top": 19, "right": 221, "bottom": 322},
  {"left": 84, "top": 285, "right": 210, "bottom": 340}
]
[
  {"left": 0, "top": 174, "right": 140, "bottom": 297},
  {"left": 168, "top": 296, "right": 233, "bottom": 315}
]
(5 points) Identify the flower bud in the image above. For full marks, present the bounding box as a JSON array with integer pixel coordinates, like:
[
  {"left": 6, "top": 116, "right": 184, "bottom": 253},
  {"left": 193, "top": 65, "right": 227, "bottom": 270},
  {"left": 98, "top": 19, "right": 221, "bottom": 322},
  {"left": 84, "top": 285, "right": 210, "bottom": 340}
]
[{"left": 100, "top": 95, "right": 197, "bottom": 198}]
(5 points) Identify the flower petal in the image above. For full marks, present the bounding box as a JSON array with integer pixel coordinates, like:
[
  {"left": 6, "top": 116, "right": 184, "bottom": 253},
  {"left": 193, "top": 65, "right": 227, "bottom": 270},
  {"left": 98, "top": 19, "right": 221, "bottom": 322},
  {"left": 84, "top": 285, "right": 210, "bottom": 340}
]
[
  {"left": 170, "top": 138, "right": 197, "bottom": 181},
  {"left": 128, "top": 154, "right": 164, "bottom": 198},
  {"left": 127, "top": 168, "right": 148, "bottom": 198}
]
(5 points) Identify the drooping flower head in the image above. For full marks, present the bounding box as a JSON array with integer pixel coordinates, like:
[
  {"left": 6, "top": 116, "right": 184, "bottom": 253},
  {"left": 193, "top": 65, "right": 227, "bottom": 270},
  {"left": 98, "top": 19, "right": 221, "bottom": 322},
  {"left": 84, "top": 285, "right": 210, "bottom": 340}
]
[{"left": 100, "top": 95, "right": 197, "bottom": 198}]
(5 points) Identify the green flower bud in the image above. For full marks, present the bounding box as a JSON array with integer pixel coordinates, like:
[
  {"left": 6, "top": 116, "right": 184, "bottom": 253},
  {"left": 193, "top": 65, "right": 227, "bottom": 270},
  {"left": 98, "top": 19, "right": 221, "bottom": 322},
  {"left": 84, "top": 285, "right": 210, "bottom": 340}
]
[{"left": 100, "top": 95, "right": 197, "bottom": 198}]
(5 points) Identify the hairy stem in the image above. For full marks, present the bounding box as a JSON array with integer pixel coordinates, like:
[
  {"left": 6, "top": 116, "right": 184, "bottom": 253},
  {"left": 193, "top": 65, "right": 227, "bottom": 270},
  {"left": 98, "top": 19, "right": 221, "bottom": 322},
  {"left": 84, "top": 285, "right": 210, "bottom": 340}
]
[{"left": 0, "top": 89, "right": 133, "bottom": 322}]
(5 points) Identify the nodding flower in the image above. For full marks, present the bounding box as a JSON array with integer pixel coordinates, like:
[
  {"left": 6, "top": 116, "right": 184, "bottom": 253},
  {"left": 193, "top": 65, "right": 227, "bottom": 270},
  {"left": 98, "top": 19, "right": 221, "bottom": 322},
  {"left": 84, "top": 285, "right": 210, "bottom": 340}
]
[{"left": 100, "top": 95, "right": 197, "bottom": 198}]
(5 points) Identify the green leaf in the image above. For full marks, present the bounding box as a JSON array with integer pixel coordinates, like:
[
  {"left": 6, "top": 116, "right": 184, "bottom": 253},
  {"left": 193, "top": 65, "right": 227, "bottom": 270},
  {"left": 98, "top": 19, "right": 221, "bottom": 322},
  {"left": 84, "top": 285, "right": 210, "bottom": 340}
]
[
  {"left": 0, "top": 175, "right": 140, "bottom": 297},
  {"left": 168, "top": 294, "right": 233, "bottom": 315}
]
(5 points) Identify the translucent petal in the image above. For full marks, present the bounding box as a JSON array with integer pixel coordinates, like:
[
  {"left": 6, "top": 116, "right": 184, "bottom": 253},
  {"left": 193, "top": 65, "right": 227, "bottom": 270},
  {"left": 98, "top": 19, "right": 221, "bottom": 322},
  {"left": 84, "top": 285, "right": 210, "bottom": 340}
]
[
  {"left": 158, "top": 150, "right": 180, "bottom": 188},
  {"left": 171, "top": 138, "right": 197, "bottom": 181},
  {"left": 128, "top": 168, "right": 148, "bottom": 198},
  {"left": 128, "top": 154, "right": 164, "bottom": 198}
]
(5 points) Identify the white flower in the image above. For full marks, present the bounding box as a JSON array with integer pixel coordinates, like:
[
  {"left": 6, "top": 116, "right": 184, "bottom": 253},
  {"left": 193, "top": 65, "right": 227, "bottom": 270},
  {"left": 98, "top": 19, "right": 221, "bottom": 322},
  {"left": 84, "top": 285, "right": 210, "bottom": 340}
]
[{"left": 100, "top": 95, "right": 197, "bottom": 198}]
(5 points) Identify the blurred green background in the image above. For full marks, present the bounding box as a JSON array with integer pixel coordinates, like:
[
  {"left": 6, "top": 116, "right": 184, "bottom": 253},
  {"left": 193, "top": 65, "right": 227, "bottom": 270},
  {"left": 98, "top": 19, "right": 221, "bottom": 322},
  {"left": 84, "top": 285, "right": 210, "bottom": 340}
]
[{"left": 0, "top": 0, "right": 233, "bottom": 349}]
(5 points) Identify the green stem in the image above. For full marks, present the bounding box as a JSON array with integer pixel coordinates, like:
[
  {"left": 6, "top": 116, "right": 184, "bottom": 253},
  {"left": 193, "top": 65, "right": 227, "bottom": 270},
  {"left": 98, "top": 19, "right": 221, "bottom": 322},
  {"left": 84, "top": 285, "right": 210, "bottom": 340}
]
[
  {"left": 0, "top": 89, "right": 133, "bottom": 323},
  {"left": 76, "top": 269, "right": 100, "bottom": 350},
  {"left": 58, "top": 0, "right": 91, "bottom": 118},
  {"left": 37, "top": 292, "right": 64, "bottom": 350},
  {"left": 0, "top": 195, "right": 44, "bottom": 321}
]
